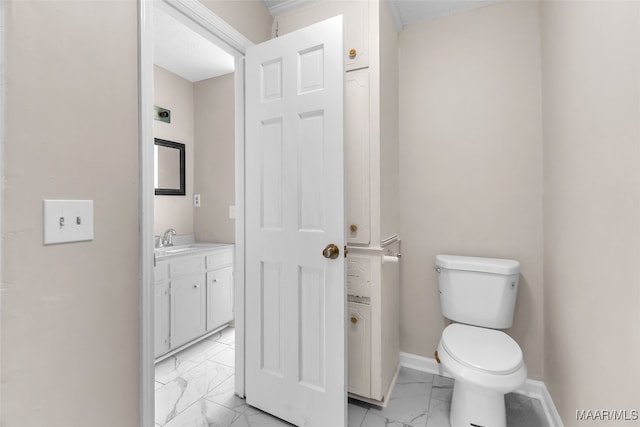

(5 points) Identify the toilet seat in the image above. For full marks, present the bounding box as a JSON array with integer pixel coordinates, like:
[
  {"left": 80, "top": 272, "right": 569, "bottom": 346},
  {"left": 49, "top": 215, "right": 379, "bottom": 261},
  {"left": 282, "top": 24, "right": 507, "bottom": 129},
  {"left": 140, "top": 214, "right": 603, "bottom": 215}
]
[{"left": 441, "top": 324, "right": 523, "bottom": 375}]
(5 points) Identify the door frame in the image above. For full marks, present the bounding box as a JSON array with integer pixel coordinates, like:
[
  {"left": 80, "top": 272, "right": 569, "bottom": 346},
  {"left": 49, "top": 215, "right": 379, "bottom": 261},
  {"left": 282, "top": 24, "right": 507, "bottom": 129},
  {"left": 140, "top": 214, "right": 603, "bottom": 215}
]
[{"left": 137, "top": 1, "right": 252, "bottom": 426}]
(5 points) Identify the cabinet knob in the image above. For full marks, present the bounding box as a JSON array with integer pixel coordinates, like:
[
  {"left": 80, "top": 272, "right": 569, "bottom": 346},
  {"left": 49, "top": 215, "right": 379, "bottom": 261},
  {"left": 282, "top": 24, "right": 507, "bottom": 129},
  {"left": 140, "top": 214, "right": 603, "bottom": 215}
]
[
  {"left": 194, "top": 284, "right": 200, "bottom": 289},
  {"left": 348, "top": 48, "right": 357, "bottom": 59},
  {"left": 213, "top": 279, "right": 218, "bottom": 283},
  {"left": 350, "top": 224, "right": 358, "bottom": 233},
  {"left": 350, "top": 316, "right": 358, "bottom": 324}
]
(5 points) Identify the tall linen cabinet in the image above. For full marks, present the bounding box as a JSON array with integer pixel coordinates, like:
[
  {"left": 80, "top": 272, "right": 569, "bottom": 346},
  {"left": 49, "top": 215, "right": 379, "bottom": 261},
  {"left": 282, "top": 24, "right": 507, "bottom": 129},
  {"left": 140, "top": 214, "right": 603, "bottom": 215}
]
[{"left": 272, "top": 0, "right": 401, "bottom": 405}]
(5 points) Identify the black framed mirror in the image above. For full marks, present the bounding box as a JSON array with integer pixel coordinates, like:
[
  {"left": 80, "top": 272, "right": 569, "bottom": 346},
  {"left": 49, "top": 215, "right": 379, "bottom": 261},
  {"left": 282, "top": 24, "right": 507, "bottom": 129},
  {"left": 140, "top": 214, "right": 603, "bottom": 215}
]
[{"left": 154, "top": 138, "right": 185, "bottom": 196}]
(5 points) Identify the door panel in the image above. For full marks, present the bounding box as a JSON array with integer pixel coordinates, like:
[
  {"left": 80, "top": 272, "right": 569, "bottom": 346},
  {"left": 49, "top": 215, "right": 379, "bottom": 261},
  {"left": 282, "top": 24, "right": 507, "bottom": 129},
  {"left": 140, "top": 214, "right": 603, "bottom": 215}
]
[{"left": 245, "top": 16, "right": 345, "bottom": 427}]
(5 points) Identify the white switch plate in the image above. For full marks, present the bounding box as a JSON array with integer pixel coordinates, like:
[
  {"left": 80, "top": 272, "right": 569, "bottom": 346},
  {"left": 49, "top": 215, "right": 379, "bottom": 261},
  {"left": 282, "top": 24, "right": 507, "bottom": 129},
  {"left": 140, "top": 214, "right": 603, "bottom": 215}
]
[
  {"left": 229, "top": 205, "right": 236, "bottom": 219},
  {"left": 194, "top": 194, "right": 201, "bottom": 207},
  {"left": 43, "top": 200, "right": 94, "bottom": 245}
]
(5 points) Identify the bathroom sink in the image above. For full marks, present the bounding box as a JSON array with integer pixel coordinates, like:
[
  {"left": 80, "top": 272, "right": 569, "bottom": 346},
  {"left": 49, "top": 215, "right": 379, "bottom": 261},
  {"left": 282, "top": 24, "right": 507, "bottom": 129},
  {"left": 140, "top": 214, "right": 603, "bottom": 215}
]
[
  {"left": 163, "top": 247, "right": 195, "bottom": 254},
  {"left": 155, "top": 242, "right": 230, "bottom": 258}
]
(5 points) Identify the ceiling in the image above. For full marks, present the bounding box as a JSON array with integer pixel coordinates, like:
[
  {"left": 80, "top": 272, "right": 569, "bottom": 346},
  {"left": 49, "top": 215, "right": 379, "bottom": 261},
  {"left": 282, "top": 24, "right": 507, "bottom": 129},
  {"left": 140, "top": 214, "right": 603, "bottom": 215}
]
[
  {"left": 154, "top": 0, "right": 501, "bottom": 83},
  {"left": 153, "top": 5, "right": 235, "bottom": 82},
  {"left": 265, "top": 0, "right": 501, "bottom": 30}
]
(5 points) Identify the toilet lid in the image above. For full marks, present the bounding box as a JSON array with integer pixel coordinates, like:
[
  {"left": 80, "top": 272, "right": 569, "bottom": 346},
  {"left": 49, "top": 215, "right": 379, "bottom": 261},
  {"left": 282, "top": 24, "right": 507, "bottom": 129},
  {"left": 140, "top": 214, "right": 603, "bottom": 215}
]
[{"left": 441, "top": 324, "right": 523, "bottom": 375}]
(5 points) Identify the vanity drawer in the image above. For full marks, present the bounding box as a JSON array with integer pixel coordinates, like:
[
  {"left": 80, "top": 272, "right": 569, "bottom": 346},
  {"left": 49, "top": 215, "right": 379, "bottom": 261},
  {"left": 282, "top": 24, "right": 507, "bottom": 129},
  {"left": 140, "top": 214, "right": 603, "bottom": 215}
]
[
  {"left": 170, "top": 256, "right": 205, "bottom": 278},
  {"left": 206, "top": 249, "right": 233, "bottom": 271}
]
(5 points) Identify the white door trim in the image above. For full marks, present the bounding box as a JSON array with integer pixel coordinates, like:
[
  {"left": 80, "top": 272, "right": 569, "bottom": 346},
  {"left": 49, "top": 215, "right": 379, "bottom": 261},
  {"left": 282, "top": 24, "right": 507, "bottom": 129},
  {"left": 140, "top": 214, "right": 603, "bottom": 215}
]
[
  {"left": 137, "top": 1, "right": 251, "bottom": 426},
  {"left": 0, "top": 0, "right": 6, "bottom": 418},
  {"left": 138, "top": 2, "right": 155, "bottom": 426}
]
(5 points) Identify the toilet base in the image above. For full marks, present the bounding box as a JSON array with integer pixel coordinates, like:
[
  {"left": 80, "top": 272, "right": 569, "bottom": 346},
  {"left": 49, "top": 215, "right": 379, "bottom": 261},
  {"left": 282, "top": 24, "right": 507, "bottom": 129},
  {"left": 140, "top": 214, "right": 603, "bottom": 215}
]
[{"left": 449, "top": 381, "right": 506, "bottom": 427}]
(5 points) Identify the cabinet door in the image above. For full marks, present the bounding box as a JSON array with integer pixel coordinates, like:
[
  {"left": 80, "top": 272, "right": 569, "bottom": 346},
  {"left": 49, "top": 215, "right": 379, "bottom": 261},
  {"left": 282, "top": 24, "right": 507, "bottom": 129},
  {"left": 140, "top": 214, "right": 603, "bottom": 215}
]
[
  {"left": 170, "top": 275, "right": 206, "bottom": 348},
  {"left": 154, "top": 281, "right": 170, "bottom": 358},
  {"left": 348, "top": 302, "right": 371, "bottom": 397},
  {"left": 206, "top": 267, "right": 234, "bottom": 331},
  {"left": 346, "top": 69, "right": 371, "bottom": 245},
  {"left": 273, "top": 0, "right": 369, "bottom": 71}
]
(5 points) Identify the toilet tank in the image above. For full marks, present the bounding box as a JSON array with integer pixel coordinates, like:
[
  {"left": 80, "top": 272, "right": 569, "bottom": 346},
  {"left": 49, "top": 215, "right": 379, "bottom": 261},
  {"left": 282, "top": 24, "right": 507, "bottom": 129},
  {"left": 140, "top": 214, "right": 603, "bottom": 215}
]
[{"left": 435, "top": 255, "right": 520, "bottom": 329}]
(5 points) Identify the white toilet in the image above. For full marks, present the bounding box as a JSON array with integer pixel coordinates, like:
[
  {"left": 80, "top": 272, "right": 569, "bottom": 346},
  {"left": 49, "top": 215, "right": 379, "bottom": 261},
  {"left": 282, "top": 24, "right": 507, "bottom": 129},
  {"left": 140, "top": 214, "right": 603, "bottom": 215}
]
[{"left": 434, "top": 254, "right": 527, "bottom": 427}]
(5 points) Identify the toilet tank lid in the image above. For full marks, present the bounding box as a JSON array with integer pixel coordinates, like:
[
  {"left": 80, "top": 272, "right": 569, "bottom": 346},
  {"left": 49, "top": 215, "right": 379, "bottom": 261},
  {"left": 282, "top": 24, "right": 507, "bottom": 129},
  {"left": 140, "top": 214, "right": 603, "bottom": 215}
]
[{"left": 435, "top": 255, "right": 520, "bottom": 275}]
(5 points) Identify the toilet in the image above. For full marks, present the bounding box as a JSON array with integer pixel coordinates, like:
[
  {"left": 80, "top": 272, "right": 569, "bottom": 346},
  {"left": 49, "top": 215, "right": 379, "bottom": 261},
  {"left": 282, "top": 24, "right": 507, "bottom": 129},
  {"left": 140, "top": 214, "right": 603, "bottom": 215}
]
[{"left": 434, "top": 254, "right": 527, "bottom": 427}]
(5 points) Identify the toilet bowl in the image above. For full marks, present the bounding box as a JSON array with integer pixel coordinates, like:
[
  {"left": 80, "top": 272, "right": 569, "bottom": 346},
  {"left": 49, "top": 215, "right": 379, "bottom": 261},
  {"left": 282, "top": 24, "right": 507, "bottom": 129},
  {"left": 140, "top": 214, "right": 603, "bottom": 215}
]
[
  {"left": 434, "top": 255, "right": 526, "bottom": 427},
  {"left": 437, "top": 324, "right": 527, "bottom": 427}
]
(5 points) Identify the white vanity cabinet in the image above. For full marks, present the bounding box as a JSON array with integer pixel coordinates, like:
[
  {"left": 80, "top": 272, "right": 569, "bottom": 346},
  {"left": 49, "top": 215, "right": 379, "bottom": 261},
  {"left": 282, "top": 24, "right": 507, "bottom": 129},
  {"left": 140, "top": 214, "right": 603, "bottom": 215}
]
[
  {"left": 206, "top": 267, "right": 233, "bottom": 331},
  {"left": 170, "top": 274, "right": 207, "bottom": 348},
  {"left": 272, "top": 1, "right": 400, "bottom": 405},
  {"left": 154, "top": 244, "right": 234, "bottom": 360},
  {"left": 154, "top": 261, "right": 170, "bottom": 358}
]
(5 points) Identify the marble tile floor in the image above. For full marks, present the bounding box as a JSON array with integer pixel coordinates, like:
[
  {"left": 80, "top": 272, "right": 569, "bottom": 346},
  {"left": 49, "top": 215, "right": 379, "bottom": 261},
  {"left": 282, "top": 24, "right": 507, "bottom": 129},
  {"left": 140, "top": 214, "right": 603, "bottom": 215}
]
[{"left": 155, "top": 327, "right": 548, "bottom": 427}]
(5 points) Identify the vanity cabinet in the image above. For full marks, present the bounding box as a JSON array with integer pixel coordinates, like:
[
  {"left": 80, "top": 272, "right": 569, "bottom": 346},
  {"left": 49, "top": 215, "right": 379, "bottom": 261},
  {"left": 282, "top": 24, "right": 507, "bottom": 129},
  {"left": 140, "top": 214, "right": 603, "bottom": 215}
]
[
  {"left": 154, "top": 263, "right": 170, "bottom": 357},
  {"left": 170, "top": 275, "right": 207, "bottom": 348},
  {"left": 207, "top": 267, "right": 233, "bottom": 331},
  {"left": 273, "top": 1, "right": 400, "bottom": 405},
  {"left": 154, "top": 245, "right": 234, "bottom": 359}
]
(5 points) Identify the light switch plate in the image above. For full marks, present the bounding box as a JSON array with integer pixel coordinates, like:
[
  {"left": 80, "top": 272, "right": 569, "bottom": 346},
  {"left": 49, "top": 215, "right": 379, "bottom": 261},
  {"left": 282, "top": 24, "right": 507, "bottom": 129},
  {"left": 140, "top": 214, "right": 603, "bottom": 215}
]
[
  {"left": 43, "top": 200, "right": 94, "bottom": 245},
  {"left": 229, "top": 205, "right": 236, "bottom": 219}
]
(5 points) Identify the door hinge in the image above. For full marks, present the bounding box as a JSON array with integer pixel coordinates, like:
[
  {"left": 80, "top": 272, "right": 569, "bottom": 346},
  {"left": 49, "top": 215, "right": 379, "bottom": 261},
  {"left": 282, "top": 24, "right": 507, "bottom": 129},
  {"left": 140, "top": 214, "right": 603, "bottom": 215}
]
[
  {"left": 344, "top": 245, "right": 349, "bottom": 258},
  {"left": 153, "top": 252, "right": 156, "bottom": 267}
]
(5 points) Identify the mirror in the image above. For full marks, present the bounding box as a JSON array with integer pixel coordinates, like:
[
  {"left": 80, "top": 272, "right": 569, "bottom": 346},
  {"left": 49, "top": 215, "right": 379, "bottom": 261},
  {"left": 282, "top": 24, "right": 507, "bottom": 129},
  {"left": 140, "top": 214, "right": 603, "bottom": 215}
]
[{"left": 154, "top": 138, "right": 185, "bottom": 196}]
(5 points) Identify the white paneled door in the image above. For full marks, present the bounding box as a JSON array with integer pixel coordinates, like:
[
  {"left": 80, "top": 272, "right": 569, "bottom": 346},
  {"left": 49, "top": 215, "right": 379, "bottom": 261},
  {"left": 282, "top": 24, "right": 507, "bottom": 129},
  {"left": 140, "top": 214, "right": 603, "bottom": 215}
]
[{"left": 245, "top": 16, "right": 346, "bottom": 427}]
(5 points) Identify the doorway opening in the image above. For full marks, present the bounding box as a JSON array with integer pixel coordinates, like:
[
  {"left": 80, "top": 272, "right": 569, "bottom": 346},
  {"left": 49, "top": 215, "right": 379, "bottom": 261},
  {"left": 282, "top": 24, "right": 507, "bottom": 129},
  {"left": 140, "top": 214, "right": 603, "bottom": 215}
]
[
  {"left": 139, "top": 4, "right": 350, "bottom": 427},
  {"left": 138, "top": 1, "right": 249, "bottom": 426}
]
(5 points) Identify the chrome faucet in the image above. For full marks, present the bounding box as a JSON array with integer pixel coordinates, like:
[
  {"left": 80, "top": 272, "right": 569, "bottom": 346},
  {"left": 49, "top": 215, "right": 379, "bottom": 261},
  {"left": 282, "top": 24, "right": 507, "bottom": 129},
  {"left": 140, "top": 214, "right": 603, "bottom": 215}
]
[{"left": 162, "top": 229, "right": 177, "bottom": 247}]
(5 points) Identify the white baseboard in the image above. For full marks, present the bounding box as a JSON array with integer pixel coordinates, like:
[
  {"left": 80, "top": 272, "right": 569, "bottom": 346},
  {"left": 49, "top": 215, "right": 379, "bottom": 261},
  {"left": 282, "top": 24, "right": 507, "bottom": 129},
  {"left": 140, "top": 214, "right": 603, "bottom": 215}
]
[
  {"left": 399, "top": 352, "right": 564, "bottom": 427},
  {"left": 399, "top": 351, "right": 450, "bottom": 378},
  {"left": 517, "top": 378, "right": 564, "bottom": 427}
]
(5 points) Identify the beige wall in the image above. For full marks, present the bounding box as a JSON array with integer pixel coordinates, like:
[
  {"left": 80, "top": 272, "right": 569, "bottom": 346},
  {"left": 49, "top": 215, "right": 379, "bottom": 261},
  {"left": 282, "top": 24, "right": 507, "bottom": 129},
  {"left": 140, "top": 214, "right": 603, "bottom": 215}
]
[
  {"left": 2, "top": 1, "right": 140, "bottom": 426},
  {"left": 194, "top": 73, "right": 236, "bottom": 244},
  {"left": 379, "top": 1, "right": 399, "bottom": 241},
  {"left": 398, "top": 1, "right": 545, "bottom": 379},
  {"left": 154, "top": 65, "right": 195, "bottom": 237},
  {"left": 1, "top": 1, "right": 272, "bottom": 426},
  {"left": 541, "top": 1, "right": 640, "bottom": 424},
  {"left": 201, "top": 0, "right": 272, "bottom": 44}
]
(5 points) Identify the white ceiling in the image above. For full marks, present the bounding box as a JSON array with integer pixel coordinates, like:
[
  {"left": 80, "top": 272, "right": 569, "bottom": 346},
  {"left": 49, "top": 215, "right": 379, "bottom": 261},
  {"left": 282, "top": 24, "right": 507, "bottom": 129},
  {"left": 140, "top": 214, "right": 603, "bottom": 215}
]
[
  {"left": 264, "top": 0, "right": 501, "bottom": 30},
  {"left": 153, "top": 5, "right": 235, "bottom": 83},
  {"left": 388, "top": 0, "right": 501, "bottom": 28},
  {"left": 154, "top": 0, "right": 500, "bottom": 82}
]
